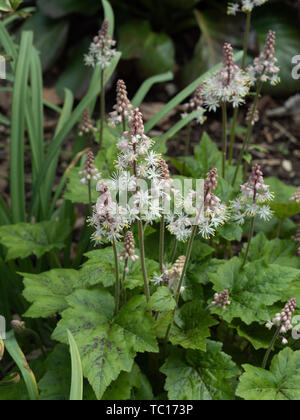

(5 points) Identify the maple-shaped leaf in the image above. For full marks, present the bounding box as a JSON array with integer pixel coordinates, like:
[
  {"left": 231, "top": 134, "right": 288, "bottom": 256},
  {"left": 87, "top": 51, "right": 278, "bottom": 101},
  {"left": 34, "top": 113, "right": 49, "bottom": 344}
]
[
  {"left": 149, "top": 286, "right": 176, "bottom": 312},
  {"left": 79, "top": 247, "right": 158, "bottom": 290},
  {"left": 169, "top": 301, "right": 218, "bottom": 352},
  {"left": 0, "top": 220, "right": 71, "bottom": 260},
  {"left": 241, "top": 232, "right": 300, "bottom": 269},
  {"left": 23, "top": 269, "right": 80, "bottom": 318},
  {"left": 209, "top": 257, "right": 300, "bottom": 324},
  {"left": 236, "top": 348, "right": 300, "bottom": 400},
  {"left": 52, "top": 289, "right": 158, "bottom": 399},
  {"left": 161, "top": 341, "right": 240, "bottom": 400}
]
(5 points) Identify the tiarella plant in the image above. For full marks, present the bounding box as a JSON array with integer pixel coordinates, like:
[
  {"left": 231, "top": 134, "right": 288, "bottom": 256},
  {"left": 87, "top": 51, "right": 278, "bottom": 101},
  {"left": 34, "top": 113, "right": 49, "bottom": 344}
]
[{"left": 0, "top": 0, "right": 300, "bottom": 402}]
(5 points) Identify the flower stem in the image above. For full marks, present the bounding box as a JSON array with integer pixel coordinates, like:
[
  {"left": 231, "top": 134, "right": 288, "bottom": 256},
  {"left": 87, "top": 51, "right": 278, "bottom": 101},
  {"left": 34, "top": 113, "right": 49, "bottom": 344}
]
[
  {"left": 138, "top": 220, "right": 150, "bottom": 302},
  {"left": 232, "top": 82, "right": 262, "bottom": 187},
  {"left": 122, "top": 114, "right": 126, "bottom": 133},
  {"left": 99, "top": 69, "right": 105, "bottom": 149},
  {"left": 228, "top": 11, "right": 251, "bottom": 164},
  {"left": 242, "top": 216, "right": 255, "bottom": 268},
  {"left": 242, "top": 12, "right": 252, "bottom": 69},
  {"left": 221, "top": 102, "right": 228, "bottom": 178},
  {"left": 112, "top": 240, "right": 120, "bottom": 315},
  {"left": 170, "top": 238, "right": 178, "bottom": 264},
  {"left": 159, "top": 215, "right": 165, "bottom": 273},
  {"left": 122, "top": 257, "right": 128, "bottom": 304},
  {"left": 164, "top": 224, "right": 198, "bottom": 344},
  {"left": 88, "top": 179, "right": 92, "bottom": 214},
  {"left": 262, "top": 326, "right": 281, "bottom": 369}
]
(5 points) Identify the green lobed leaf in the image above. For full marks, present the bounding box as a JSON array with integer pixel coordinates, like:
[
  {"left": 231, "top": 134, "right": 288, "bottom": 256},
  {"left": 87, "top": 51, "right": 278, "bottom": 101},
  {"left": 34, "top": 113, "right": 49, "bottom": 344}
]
[
  {"left": 242, "top": 232, "right": 300, "bottom": 269},
  {"left": 209, "top": 257, "right": 300, "bottom": 324},
  {"left": 22, "top": 269, "right": 80, "bottom": 318},
  {"left": 118, "top": 20, "right": 175, "bottom": 78},
  {"left": 149, "top": 286, "right": 176, "bottom": 312},
  {"left": 270, "top": 202, "right": 300, "bottom": 220},
  {"left": 218, "top": 223, "right": 243, "bottom": 242},
  {"left": 0, "top": 220, "right": 72, "bottom": 260},
  {"left": 79, "top": 247, "right": 159, "bottom": 290},
  {"left": 63, "top": 167, "right": 99, "bottom": 205},
  {"left": 52, "top": 290, "right": 158, "bottom": 399},
  {"left": 161, "top": 341, "right": 240, "bottom": 400},
  {"left": 231, "top": 321, "right": 273, "bottom": 351},
  {"left": 102, "top": 363, "right": 141, "bottom": 400},
  {"left": 265, "top": 177, "right": 299, "bottom": 219},
  {"left": 169, "top": 301, "right": 218, "bottom": 351},
  {"left": 236, "top": 348, "right": 300, "bottom": 400}
]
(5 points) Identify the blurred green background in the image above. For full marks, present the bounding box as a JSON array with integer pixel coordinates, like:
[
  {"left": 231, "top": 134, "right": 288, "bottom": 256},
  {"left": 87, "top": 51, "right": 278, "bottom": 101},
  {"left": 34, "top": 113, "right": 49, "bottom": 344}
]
[{"left": 13, "top": 0, "right": 300, "bottom": 98}]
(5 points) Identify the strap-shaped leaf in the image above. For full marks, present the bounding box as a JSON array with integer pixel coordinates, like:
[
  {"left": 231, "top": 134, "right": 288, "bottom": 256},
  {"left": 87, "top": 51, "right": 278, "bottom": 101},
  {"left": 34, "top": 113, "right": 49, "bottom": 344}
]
[
  {"left": 68, "top": 329, "right": 83, "bottom": 401},
  {"left": 5, "top": 330, "right": 39, "bottom": 400}
]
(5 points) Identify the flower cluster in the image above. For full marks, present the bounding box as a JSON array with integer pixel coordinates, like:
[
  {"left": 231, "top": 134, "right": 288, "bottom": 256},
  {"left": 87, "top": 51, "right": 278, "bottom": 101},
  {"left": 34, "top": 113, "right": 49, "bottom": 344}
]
[
  {"left": 266, "top": 298, "right": 296, "bottom": 345},
  {"left": 248, "top": 30, "right": 280, "bottom": 86},
  {"left": 116, "top": 109, "right": 159, "bottom": 175},
  {"left": 84, "top": 20, "right": 117, "bottom": 69},
  {"left": 181, "top": 84, "right": 206, "bottom": 124},
  {"left": 211, "top": 290, "right": 231, "bottom": 310},
  {"left": 119, "top": 231, "right": 139, "bottom": 267},
  {"left": 246, "top": 103, "right": 260, "bottom": 126},
  {"left": 108, "top": 79, "right": 132, "bottom": 127},
  {"left": 79, "top": 151, "right": 101, "bottom": 185},
  {"left": 89, "top": 181, "right": 129, "bottom": 244},
  {"left": 231, "top": 164, "right": 274, "bottom": 224},
  {"left": 152, "top": 256, "right": 186, "bottom": 294},
  {"left": 11, "top": 316, "right": 25, "bottom": 332},
  {"left": 202, "top": 43, "right": 250, "bottom": 111},
  {"left": 90, "top": 108, "right": 173, "bottom": 241},
  {"left": 227, "top": 0, "right": 268, "bottom": 15},
  {"left": 291, "top": 187, "right": 300, "bottom": 203},
  {"left": 167, "top": 168, "right": 228, "bottom": 241},
  {"left": 78, "top": 109, "right": 97, "bottom": 137}
]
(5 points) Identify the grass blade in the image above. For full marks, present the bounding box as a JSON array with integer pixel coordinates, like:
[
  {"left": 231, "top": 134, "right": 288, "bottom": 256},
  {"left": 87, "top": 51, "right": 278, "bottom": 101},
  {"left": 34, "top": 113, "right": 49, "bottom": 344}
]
[
  {"left": 4, "top": 330, "right": 39, "bottom": 400},
  {"left": 67, "top": 329, "right": 83, "bottom": 401},
  {"left": 102, "top": 0, "right": 114, "bottom": 36},
  {"left": 0, "top": 195, "right": 11, "bottom": 225},
  {"left": 144, "top": 51, "right": 243, "bottom": 134},
  {"left": 0, "top": 113, "right": 10, "bottom": 125},
  {"left": 0, "top": 20, "right": 17, "bottom": 64},
  {"left": 155, "top": 109, "right": 205, "bottom": 149},
  {"left": 29, "top": 52, "right": 121, "bottom": 220},
  {"left": 131, "top": 71, "right": 174, "bottom": 108},
  {"left": 43, "top": 88, "right": 74, "bottom": 219},
  {"left": 10, "top": 31, "right": 33, "bottom": 223}
]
